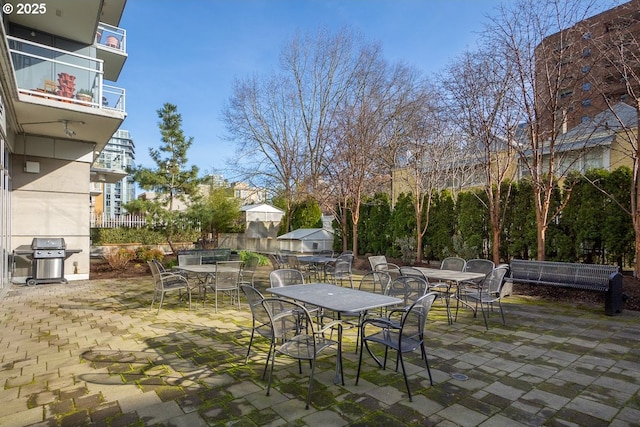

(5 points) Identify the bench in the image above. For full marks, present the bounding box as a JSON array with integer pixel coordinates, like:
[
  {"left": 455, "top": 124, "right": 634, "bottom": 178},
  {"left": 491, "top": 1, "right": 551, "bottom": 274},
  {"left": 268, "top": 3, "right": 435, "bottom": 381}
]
[
  {"left": 507, "top": 259, "right": 623, "bottom": 315},
  {"left": 176, "top": 248, "right": 231, "bottom": 264}
]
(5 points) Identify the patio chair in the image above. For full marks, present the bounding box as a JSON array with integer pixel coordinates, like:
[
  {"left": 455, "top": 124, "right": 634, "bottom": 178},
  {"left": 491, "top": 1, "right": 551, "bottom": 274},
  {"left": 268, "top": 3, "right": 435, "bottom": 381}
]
[
  {"left": 356, "top": 292, "right": 438, "bottom": 402},
  {"left": 455, "top": 259, "right": 495, "bottom": 319},
  {"left": 177, "top": 253, "right": 206, "bottom": 283},
  {"left": 285, "top": 255, "right": 313, "bottom": 281},
  {"left": 464, "top": 265, "right": 510, "bottom": 329},
  {"left": 269, "top": 268, "right": 305, "bottom": 287},
  {"left": 387, "top": 275, "right": 429, "bottom": 309},
  {"left": 428, "top": 256, "right": 467, "bottom": 323},
  {"left": 202, "top": 261, "right": 242, "bottom": 312},
  {"left": 325, "top": 254, "right": 354, "bottom": 288},
  {"left": 332, "top": 271, "right": 392, "bottom": 352},
  {"left": 262, "top": 297, "right": 343, "bottom": 409},
  {"left": 374, "top": 262, "right": 401, "bottom": 279},
  {"left": 148, "top": 260, "right": 192, "bottom": 314},
  {"left": 240, "top": 284, "right": 272, "bottom": 378},
  {"left": 368, "top": 255, "right": 387, "bottom": 272},
  {"left": 240, "top": 256, "right": 260, "bottom": 288},
  {"left": 268, "top": 254, "right": 286, "bottom": 270}
]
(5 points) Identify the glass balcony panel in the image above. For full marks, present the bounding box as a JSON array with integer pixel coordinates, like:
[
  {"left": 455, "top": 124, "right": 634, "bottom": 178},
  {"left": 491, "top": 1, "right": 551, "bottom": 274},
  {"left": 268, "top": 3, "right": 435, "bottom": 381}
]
[
  {"left": 95, "top": 22, "right": 126, "bottom": 52},
  {"left": 7, "top": 36, "right": 125, "bottom": 113}
]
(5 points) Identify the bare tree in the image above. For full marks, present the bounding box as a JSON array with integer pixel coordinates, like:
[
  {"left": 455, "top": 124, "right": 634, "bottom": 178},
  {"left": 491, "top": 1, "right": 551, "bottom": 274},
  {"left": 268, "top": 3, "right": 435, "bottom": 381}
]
[
  {"left": 224, "top": 28, "right": 364, "bottom": 232},
  {"left": 393, "top": 83, "right": 465, "bottom": 263},
  {"left": 589, "top": 0, "right": 640, "bottom": 274},
  {"left": 487, "top": 0, "right": 607, "bottom": 260},
  {"left": 443, "top": 49, "right": 519, "bottom": 264},
  {"left": 325, "top": 47, "right": 427, "bottom": 255}
]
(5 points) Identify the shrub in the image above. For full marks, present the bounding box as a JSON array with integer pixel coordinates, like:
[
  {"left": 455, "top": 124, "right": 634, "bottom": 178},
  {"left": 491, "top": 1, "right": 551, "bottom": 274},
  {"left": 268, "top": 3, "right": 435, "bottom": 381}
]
[
  {"left": 104, "top": 247, "right": 136, "bottom": 271},
  {"left": 238, "top": 250, "right": 269, "bottom": 266},
  {"left": 137, "top": 247, "right": 164, "bottom": 262}
]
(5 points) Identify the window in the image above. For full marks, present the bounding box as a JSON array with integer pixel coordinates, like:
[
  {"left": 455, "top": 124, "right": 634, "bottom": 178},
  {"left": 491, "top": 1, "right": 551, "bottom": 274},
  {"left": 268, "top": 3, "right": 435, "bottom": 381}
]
[
  {"left": 582, "top": 47, "right": 591, "bottom": 57},
  {"left": 581, "top": 65, "right": 590, "bottom": 73},
  {"left": 559, "top": 89, "right": 573, "bottom": 99},
  {"left": 582, "top": 32, "right": 591, "bottom": 40},
  {"left": 582, "top": 82, "right": 591, "bottom": 91},
  {"left": 581, "top": 115, "right": 590, "bottom": 123},
  {"left": 582, "top": 98, "right": 591, "bottom": 107}
]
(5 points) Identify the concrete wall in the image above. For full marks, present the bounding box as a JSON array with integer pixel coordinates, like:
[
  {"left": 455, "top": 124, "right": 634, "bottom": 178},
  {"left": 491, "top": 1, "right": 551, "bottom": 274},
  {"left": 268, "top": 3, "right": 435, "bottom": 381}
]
[{"left": 11, "top": 135, "right": 94, "bottom": 282}]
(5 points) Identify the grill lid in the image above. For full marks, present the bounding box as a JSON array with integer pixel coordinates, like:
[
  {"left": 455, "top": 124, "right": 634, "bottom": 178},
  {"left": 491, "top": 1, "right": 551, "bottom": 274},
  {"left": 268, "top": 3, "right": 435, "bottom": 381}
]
[{"left": 31, "top": 238, "right": 66, "bottom": 250}]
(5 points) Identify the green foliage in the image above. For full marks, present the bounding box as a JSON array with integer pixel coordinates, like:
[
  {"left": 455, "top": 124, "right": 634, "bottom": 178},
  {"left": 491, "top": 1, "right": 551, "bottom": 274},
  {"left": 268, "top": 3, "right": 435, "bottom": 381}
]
[
  {"left": 424, "top": 190, "right": 456, "bottom": 260},
  {"left": 238, "top": 250, "right": 270, "bottom": 266},
  {"left": 503, "top": 179, "right": 537, "bottom": 259},
  {"left": 280, "top": 197, "right": 322, "bottom": 235},
  {"left": 91, "top": 227, "right": 199, "bottom": 245},
  {"left": 126, "top": 103, "right": 200, "bottom": 246},
  {"left": 190, "top": 187, "right": 242, "bottom": 244},
  {"left": 135, "top": 247, "right": 165, "bottom": 262},
  {"left": 456, "top": 189, "right": 489, "bottom": 259},
  {"left": 387, "top": 193, "right": 416, "bottom": 258},
  {"left": 358, "top": 193, "right": 392, "bottom": 255}
]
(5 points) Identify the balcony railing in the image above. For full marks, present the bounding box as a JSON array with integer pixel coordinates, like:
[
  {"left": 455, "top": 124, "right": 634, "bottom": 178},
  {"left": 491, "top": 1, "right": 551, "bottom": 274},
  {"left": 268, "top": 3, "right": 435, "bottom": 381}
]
[
  {"left": 7, "top": 36, "right": 125, "bottom": 113},
  {"left": 95, "top": 22, "right": 127, "bottom": 53}
]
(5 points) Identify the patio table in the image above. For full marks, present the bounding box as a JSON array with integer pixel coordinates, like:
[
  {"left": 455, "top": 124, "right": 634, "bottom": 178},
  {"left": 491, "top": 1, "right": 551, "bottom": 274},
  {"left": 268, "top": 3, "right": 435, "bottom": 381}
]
[
  {"left": 296, "top": 255, "right": 337, "bottom": 280},
  {"left": 267, "top": 283, "right": 402, "bottom": 382},
  {"left": 415, "top": 268, "right": 487, "bottom": 323}
]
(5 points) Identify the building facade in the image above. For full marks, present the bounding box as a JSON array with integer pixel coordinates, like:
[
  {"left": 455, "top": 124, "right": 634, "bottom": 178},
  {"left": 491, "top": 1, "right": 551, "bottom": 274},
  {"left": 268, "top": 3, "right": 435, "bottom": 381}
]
[
  {"left": 92, "top": 129, "right": 135, "bottom": 218},
  {"left": 535, "top": 0, "right": 640, "bottom": 136},
  {"left": 0, "top": 0, "right": 128, "bottom": 291}
]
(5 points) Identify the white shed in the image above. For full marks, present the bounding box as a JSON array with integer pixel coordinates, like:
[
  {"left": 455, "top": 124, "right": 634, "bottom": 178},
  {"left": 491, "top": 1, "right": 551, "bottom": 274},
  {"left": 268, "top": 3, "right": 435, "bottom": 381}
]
[
  {"left": 277, "top": 228, "right": 334, "bottom": 254},
  {"left": 240, "top": 204, "right": 285, "bottom": 223}
]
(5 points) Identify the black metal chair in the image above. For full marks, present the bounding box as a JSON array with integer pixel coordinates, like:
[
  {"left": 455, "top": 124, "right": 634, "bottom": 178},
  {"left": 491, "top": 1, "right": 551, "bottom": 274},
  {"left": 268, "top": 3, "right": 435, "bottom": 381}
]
[
  {"left": 240, "top": 284, "right": 273, "bottom": 378},
  {"left": 464, "top": 265, "right": 511, "bottom": 329},
  {"left": 356, "top": 292, "right": 438, "bottom": 402},
  {"left": 148, "top": 260, "right": 192, "bottom": 314},
  {"left": 262, "top": 297, "right": 343, "bottom": 409}
]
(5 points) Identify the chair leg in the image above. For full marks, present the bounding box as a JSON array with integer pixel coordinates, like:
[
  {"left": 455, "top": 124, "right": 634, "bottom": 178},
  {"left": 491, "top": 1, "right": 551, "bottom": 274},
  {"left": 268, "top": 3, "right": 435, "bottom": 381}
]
[
  {"left": 398, "top": 352, "right": 412, "bottom": 402},
  {"left": 421, "top": 342, "right": 433, "bottom": 386},
  {"left": 306, "top": 359, "right": 317, "bottom": 409},
  {"left": 245, "top": 328, "right": 256, "bottom": 364}
]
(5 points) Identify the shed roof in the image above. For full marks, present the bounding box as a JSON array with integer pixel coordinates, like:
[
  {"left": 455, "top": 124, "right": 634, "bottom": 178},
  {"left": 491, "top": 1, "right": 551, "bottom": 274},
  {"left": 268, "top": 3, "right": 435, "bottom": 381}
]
[
  {"left": 277, "top": 228, "right": 334, "bottom": 241},
  {"left": 240, "top": 203, "right": 284, "bottom": 213}
]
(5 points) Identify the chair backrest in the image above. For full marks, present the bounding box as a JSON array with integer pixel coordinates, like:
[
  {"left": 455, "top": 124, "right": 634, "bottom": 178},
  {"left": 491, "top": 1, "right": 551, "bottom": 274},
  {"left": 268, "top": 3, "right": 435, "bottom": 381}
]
[
  {"left": 441, "top": 257, "right": 466, "bottom": 271},
  {"left": 400, "top": 292, "right": 438, "bottom": 344},
  {"left": 368, "top": 255, "right": 387, "bottom": 271},
  {"left": 240, "top": 284, "right": 270, "bottom": 326},
  {"left": 464, "top": 259, "right": 495, "bottom": 275},
  {"left": 268, "top": 254, "right": 285, "bottom": 270},
  {"left": 148, "top": 260, "right": 162, "bottom": 289},
  {"left": 399, "top": 266, "right": 427, "bottom": 281},
  {"left": 242, "top": 256, "right": 259, "bottom": 274},
  {"left": 285, "top": 255, "right": 301, "bottom": 269},
  {"left": 214, "top": 261, "right": 242, "bottom": 288},
  {"left": 388, "top": 275, "right": 429, "bottom": 306},
  {"left": 178, "top": 254, "right": 202, "bottom": 266},
  {"left": 358, "top": 271, "right": 391, "bottom": 295},
  {"left": 375, "top": 262, "right": 401, "bottom": 278},
  {"left": 262, "top": 298, "right": 314, "bottom": 341},
  {"left": 484, "top": 266, "right": 510, "bottom": 295},
  {"left": 270, "top": 269, "right": 305, "bottom": 287},
  {"left": 333, "top": 256, "right": 352, "bottom": 275}
]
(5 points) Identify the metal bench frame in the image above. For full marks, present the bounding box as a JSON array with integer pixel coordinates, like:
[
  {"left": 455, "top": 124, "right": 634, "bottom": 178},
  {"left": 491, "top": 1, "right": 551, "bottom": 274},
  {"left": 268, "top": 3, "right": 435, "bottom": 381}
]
[
  {"left": 507, "top": 259, "right": 623, "bottom": 316},
  {"left": 177, "top": 248, "right": 231, "bottom": 264}
]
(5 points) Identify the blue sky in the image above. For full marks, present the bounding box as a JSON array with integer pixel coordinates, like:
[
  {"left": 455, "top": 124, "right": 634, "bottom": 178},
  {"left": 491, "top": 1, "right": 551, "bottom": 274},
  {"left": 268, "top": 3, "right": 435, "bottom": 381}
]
[{"left": 118, "top": 0, "right": 506, "bottom": 179}]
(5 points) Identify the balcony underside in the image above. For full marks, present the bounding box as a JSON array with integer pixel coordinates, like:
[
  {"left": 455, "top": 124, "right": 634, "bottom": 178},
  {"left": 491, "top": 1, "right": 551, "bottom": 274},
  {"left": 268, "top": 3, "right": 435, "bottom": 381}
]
[{"left": 14, "top": 94, "right": 125, "bottom": 153}]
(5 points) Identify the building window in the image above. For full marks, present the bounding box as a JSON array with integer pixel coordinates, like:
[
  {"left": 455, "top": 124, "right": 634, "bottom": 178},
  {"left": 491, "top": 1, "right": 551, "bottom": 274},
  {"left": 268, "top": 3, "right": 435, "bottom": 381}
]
[
  {"left": 581, "top": 65, "right": 590, "bottom": 73},
  {"left": 559, "top": 89, "right": 573, "bottom": 99},
  {"left": 582, "top": 98, "right": 591, "bottom": 107},
  {"left": 582, "top": 47, "right": 591, "bottom": 57},
  {"left": 581, "top": 115, "right": 590, "bottom": 123},
  {"left": 582, "top": 31, "right": 591, "bottom": 40},
  {"left": 582, "top": 82, "right": 591, "bottom": 91}
]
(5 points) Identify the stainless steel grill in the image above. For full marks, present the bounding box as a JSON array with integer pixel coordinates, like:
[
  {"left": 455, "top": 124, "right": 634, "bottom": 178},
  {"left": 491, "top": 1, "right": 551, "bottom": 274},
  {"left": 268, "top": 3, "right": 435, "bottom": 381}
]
[{"left": 14, "top": 238, "right": 81, "bottom": 286}]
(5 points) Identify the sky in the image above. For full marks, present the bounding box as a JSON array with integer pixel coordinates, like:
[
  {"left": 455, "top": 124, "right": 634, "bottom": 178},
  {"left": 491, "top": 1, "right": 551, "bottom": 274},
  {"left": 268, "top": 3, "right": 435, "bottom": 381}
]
[{"left": 117, "top": 0, "right": 508, "bottom": 179}]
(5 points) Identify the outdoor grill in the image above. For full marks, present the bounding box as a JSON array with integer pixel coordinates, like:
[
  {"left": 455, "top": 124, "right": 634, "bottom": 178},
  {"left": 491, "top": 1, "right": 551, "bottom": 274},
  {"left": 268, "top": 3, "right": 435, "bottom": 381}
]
[{"left": 17, "top": 238, "right": 81, "bottom": 286}]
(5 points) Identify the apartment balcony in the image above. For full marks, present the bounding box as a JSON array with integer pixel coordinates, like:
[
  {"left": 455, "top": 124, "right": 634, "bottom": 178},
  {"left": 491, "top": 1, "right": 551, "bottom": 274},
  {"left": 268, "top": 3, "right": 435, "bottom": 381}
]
[
  {"left": 95, "top": 22, "right": 127, "bottom": 81},
  {"left": 90, "top": 159, "right": 128, "bottom": 184},
  {"left": 7, "top": 36, "right": 126, "bottom": 152}
]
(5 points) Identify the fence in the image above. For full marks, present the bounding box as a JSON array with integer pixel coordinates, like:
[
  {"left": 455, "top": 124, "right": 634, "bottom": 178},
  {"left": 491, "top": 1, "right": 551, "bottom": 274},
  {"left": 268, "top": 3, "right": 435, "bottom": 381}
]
[{"left": 90, "top": 214, "right": 148, "bottom": 228}]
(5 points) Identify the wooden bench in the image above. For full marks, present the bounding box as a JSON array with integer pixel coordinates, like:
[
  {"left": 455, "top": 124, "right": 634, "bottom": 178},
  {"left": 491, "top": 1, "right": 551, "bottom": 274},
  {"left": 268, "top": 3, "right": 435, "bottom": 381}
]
[
  {"left": 176, "top": 248, "right": 231, "bottom": 264},
  {"left": 506, "top": 259, "right": 623, "bottom": 315}
]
